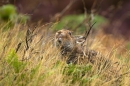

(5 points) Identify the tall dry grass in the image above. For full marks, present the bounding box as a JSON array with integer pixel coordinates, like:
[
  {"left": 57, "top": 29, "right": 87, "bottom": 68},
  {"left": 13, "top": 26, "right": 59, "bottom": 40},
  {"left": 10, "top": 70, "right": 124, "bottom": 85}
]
[{"left": 0, "top": 22, "right": 130, "bottom": 86}]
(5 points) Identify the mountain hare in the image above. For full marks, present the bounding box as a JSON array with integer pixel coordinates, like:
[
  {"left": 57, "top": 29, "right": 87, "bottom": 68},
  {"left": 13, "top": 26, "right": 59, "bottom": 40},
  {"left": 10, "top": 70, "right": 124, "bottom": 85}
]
[{"left": 55, "top": 29, "right": 97, "bottom": 64}]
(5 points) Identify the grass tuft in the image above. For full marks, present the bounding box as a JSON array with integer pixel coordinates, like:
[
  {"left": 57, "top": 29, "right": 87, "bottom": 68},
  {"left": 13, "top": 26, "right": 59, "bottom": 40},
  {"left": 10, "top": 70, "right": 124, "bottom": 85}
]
[{"left": 0, "top": 22, "right": 130, "bottom": 86}]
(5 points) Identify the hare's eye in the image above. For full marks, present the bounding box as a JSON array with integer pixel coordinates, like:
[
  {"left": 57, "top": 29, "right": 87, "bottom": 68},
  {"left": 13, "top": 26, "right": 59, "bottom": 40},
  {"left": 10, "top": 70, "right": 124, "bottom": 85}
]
[{"left": 68, "top": 32, "right": 72, "bottom": 36}]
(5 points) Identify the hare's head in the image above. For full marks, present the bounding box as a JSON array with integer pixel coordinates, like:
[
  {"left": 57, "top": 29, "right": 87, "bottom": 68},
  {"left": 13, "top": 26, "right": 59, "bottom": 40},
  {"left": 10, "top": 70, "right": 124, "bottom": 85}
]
[{"left": 55, "top": 29, "right": 75, "bottom": 51}]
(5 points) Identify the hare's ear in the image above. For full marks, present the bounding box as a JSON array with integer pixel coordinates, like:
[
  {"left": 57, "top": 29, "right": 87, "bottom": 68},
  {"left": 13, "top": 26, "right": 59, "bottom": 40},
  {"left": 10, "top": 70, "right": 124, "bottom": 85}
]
[
  {"left": 68, "top": 31, "right": 72, "bottom": 36},
  {"left": 68, "top": 31, "right": 73, "bottom": 36}
]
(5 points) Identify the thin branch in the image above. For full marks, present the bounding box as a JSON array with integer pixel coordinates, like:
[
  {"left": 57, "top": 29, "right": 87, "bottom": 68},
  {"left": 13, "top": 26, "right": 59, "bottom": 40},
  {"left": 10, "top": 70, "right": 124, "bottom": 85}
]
[
  {"left": 15, "top": 42, "right": 22, "bottom": 53},
  {"left": 82, "top": 0, "right": 87, "bottom": 17},
  {"left": 74, "top": 0, "right": 87, "bottom": 30},
  {"left": 84, "top": 22, "right": 96, "bottom": 40},
  {"left": 51, "top": 0, "right": 77, "bottom": 22},
  {"left": 81, "top": 22, "right": 96, "bottom": 46},
  {"left": 25, "top": 29, "right": 31, "bottom": 50},
  {"left": 30, "top": 3, "right": 42, "bottom": 15}
]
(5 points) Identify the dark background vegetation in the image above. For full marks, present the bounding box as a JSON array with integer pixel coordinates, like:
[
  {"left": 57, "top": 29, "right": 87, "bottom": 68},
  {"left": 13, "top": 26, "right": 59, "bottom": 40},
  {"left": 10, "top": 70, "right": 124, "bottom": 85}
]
[{"left": 0, "top": 0, "right": 130, "bottom": 39}]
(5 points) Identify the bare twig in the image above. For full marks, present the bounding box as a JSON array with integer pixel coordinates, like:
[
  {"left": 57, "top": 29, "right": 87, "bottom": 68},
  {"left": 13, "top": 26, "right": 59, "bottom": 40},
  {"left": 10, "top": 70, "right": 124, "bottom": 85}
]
[
  {"left": 51, "top": 0, "right": 77, "bottom": 22},
  {"left": 25, "top": 29, "right": 31, "bottom": 50},
  {"left": 81, "top": 22, "right": 96, "bottom": 46},
  {"left": 74, "top": 0, "right": 87, "bottom": 30},
  {"left": 15, "top": 42, "right": 22, "bottom": 53},
  {"left": 82, "top": 0, "right": 87, "bottom": 17},
  {"left": 84, "top": 22, "right": 96, "bottom": 40},
  {"left": 30, "top": 3, "right": 42, "bottom": 15}
]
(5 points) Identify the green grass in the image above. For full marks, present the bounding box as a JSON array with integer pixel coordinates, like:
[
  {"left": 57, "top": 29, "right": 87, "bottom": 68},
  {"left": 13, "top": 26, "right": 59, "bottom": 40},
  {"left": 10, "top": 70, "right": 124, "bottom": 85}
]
[{"left": 0, "top": 22, "right": 130, "bottom": 86}]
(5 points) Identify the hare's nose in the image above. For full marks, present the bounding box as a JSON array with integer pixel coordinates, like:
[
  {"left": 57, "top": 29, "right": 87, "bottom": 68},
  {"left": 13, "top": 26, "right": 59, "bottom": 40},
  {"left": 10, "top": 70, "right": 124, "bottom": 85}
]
[{"left": 58, "top": 38, "right": 62, "bottom": 43}]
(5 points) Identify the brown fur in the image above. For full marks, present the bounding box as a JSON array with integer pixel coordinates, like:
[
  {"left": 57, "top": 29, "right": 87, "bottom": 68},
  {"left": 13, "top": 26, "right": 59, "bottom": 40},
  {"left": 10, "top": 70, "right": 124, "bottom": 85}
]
[
  {"left": 54, "top": 29, "right": 121, "bottom": 81},
  {"left": 55, "top": 29, "right": 97, "bottom": 64}
]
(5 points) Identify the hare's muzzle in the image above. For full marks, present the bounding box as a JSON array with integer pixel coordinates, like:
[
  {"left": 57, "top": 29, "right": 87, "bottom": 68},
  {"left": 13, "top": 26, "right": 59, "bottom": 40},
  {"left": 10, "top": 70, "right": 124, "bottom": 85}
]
[{"left": 57, "top": 38, "right": 62, "bottom": 44}]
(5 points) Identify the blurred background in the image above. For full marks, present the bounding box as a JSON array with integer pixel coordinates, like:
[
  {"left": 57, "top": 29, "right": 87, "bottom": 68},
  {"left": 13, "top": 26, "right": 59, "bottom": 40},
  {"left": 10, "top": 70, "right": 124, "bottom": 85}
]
[{"left": 0, "top": 0, "right": 130, "bottom": 39}]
